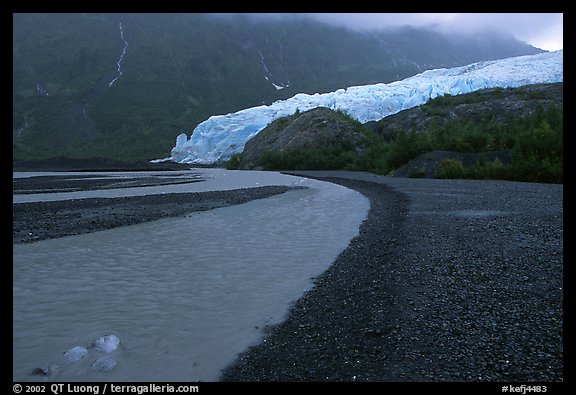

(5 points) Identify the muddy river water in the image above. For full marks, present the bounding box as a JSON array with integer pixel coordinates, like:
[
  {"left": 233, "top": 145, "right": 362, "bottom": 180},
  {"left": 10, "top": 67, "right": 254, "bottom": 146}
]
[{"left": 13, "top": 169, "right": 369, "bottom": 381}]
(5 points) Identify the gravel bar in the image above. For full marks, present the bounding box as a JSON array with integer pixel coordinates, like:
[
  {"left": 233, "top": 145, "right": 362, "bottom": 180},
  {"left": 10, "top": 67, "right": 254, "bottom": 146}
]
[
  {"left": 13, "top": 186, "right": 297, "bottom": 244},
  {"left": 12, "top": 173, "right": 204, "bottom": 194},
  {"left": 220, "top": 171, "right": 563, "bottom": 382}
]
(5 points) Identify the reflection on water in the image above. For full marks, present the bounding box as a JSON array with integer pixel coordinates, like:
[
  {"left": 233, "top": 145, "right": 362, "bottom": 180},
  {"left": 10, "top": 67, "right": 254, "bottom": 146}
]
[{"left": 13, "top": 171, "right": 369, "bottom": 381}]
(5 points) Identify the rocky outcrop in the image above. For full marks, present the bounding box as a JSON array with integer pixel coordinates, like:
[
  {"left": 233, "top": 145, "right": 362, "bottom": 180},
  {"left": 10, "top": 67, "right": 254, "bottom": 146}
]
[
  {"left": 238, "top": 107, "right": 366, "bottom": 169},
  {"left": 391, "top": 150, "right": 513, "bottom": 179}
]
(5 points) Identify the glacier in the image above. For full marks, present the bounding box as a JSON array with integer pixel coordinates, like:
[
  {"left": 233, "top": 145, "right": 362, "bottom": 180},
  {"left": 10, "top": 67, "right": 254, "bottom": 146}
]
[{"left": 167, "top": 50, "right": 563, "bottom": 165}]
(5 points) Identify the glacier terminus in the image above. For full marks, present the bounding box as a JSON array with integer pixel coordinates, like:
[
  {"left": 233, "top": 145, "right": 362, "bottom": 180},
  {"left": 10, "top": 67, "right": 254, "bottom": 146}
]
[{"left": 166, "top": 50, "right": 563, "bottom": 165}]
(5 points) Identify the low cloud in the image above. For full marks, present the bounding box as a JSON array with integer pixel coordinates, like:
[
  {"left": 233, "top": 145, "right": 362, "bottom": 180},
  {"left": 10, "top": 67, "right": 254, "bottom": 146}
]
[{"left": 306, "top": 13, "right": 563, "bottom": 51}]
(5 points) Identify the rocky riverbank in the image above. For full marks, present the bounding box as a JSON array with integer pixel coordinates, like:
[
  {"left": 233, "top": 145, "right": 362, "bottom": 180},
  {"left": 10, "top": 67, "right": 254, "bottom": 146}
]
[{"left": 220, "top": 171, "right": 563, "bottom": 382}]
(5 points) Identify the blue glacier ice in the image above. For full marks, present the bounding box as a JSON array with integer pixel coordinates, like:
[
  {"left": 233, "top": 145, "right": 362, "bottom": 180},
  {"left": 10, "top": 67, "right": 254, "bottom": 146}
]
[{"left": 167, "top": 50, "right": 563, "bottom": 165}]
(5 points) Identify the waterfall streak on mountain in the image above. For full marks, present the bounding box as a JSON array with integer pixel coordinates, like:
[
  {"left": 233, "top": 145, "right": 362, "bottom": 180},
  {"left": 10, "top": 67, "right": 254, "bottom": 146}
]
[
  {"left": 16, "top": 117, "right": 29, "bottom": 139},
  {"left": 109, "top": 21, "right": 128, "bottom": 88}
]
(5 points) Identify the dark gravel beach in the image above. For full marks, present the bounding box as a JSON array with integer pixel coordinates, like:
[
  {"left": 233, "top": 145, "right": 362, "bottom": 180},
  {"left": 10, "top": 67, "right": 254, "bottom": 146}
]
[
  {"left": 13, "top": 185, "right": 296, "bottom": 244},
  {"left": 220, "top": 171, "right": 563, "bottom": 382}
]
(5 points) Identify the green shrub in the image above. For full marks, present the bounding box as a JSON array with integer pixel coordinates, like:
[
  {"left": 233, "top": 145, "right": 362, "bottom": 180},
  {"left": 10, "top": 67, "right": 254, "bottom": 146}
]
[
  {"left": 226, "top": 153, "right": 243, "bottom": 169},
  {"left": 435, "top": 159, "right": 466, "bottom": 179},
  {"left": 408, "top": 167, "right": 427, "bottom": 178},
  {"left": 257, "top": 141, "right": 358, "bottom": 171}
]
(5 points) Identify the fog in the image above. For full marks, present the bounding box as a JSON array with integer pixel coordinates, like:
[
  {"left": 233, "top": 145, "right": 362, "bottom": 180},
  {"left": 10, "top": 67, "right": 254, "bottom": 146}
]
[{"left": 237, "top": 13, "right": 563, "bottom": 52}]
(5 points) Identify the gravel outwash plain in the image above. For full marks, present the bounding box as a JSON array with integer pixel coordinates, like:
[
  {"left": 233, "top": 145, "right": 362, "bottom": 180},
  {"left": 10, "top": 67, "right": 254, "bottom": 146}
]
[
  {"left": 220, "top": 171, "right": 563, "bottom": 382},
  {"left": 12, "top": 169, "right": 564, "bottom": 382}
]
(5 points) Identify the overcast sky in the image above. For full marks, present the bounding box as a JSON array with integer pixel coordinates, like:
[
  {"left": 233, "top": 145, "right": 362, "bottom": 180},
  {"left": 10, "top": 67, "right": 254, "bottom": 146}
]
[{"left": 304, "top": 13, "right": 563, "bottom": 51}]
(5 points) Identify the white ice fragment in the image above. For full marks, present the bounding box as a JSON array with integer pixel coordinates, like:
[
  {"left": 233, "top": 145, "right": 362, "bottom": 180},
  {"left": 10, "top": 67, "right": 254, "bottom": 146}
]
[
  {"left": 63, "top": 346, "right": 88, "bottom": 362},
  {"left": 94, "top": 334, "right": 121, "bottom": 353},
  {"left": 90, "top": 356, "right": 117, "bottom": 373}
]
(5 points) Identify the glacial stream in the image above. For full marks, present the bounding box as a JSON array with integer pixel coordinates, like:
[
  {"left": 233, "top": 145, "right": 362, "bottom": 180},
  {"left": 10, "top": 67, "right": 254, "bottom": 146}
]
[{"left": 13, "top": 170, "right": 369, "bottom": 382}]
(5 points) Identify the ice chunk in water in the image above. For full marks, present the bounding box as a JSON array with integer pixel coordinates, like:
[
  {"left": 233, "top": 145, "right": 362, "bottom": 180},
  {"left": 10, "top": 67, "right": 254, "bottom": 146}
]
[
  {"left": 90, "top": 356, "right": 117, "bottom": 373},
  {"left": 63, "top": 346, "right": 88, "bottom": 362},
  {"left": 93, "top": 334, "right": 121, "bottom": 353}
]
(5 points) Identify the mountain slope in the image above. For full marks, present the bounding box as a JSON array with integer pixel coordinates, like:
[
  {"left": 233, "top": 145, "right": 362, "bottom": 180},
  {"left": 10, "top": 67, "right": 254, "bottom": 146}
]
[
  {"left": 366, "top": 82, "right": 564, "bottom": 138},
  {"left": 13, "top": 13, "right": 543, "bottom": 161}
]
